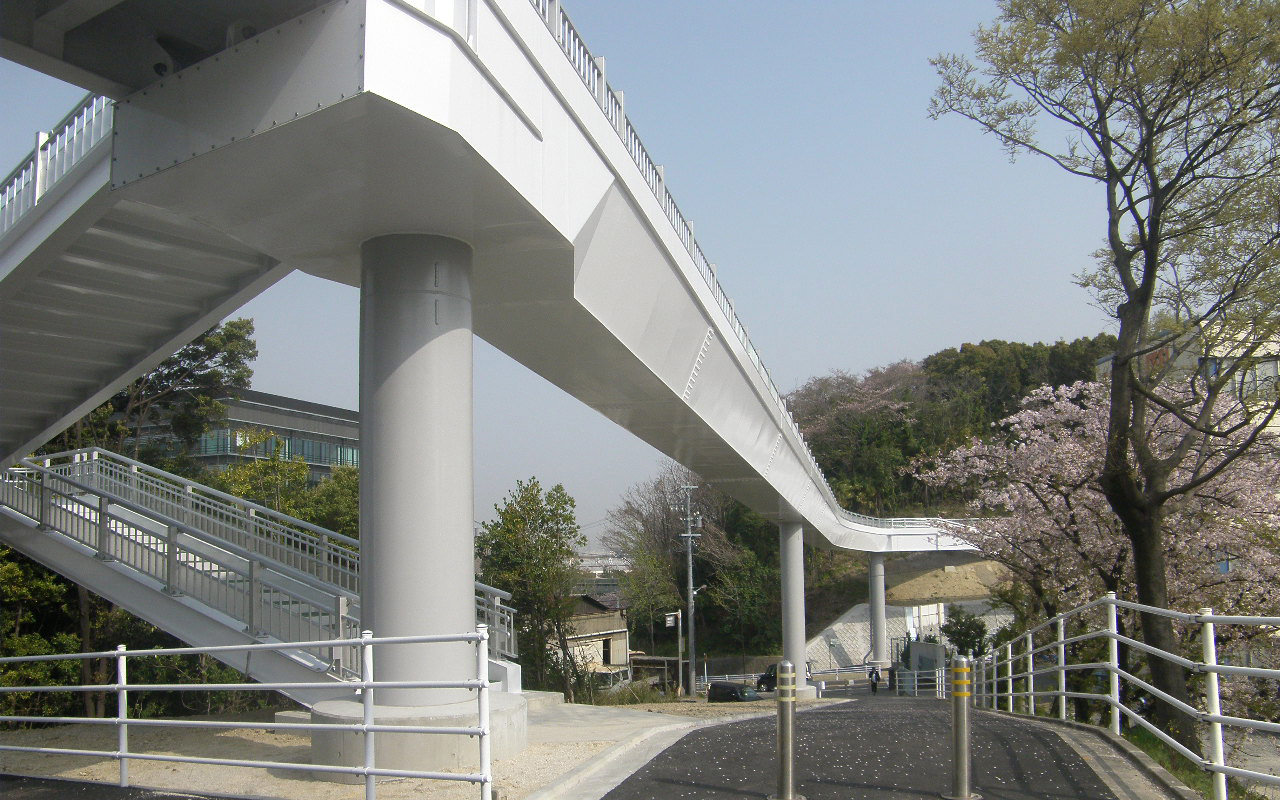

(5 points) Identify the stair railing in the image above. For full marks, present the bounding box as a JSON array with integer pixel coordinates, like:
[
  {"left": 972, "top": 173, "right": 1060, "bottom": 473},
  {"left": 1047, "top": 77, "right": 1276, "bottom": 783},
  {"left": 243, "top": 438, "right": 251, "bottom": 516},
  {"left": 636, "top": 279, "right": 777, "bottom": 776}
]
[
  {"left": 1, "top": 459, "right": 359, "bottom": 675},
  {"left": 4, "top": 447, "right": 519, "bottom": 663}
]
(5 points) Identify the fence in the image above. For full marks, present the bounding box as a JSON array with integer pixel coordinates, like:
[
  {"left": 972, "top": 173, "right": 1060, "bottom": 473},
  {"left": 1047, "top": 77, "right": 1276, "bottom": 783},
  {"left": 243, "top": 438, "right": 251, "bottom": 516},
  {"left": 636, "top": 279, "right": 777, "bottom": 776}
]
[
  {"left": 975, "top": 592, "right": 1280, "bottom": 800},
  {"left": 2, "top": 448, "right": 519, "bottom": 664},
  {"left": 895, "top": 668, "right": 948, "bottom": 699},
  {"left": 0, "top": 628, "right": 494, "bottom": 800}
]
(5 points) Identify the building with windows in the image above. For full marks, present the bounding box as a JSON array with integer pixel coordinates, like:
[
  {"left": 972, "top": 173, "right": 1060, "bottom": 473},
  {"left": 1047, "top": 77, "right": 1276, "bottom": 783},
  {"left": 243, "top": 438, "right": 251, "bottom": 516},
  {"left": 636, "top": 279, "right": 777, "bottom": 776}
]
[
  {"left": 565, "top": 593, "right": 631, "bottom": 685},
  {"left": 189, "top": 389, "right": 360, "bottom": 483}
]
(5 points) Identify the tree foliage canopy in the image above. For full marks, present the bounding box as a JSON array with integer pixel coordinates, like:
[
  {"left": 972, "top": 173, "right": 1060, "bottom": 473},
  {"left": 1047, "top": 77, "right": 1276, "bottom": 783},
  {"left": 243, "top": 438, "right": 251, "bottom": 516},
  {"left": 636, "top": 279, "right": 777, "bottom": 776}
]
[
  {"left": 932, "top": 0, "right": 1280, "bottom": 749},
  {"left": 787, "top": 336, "right": 1115, "bottom": 516},
  {"left": 476, "top": 478, "right": 586, "bottom": 697},
  {"left": 43, "top": 318, "right": 257, "bottom": 460}
]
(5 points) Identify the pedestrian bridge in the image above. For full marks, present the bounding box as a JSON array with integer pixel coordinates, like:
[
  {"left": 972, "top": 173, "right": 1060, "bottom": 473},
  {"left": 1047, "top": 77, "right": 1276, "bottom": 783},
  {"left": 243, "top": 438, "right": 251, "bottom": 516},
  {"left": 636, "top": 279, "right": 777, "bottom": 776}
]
[
  {"left": 0, "top": 0, "right": 974, "bottom": 722},
  {"left": 0, "top": 0, "right": 965, "bottom": 554}
]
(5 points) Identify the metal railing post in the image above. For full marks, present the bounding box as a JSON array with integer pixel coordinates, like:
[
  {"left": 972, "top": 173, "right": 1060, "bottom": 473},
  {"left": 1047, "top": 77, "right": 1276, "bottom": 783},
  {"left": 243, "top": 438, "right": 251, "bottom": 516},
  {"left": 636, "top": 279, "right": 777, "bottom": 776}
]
[
  {"left": 770, "top": 660, "right": 800, "bottom": 800},
  {"left": 33, "top": 131, "right": 50, "bottom": 199},
  {"left": 164, "top": 524, "right": 181, "bottom": 595},
  {"left": 1024, "top": 632, "right": 1034, "bottom": 715},
  {"left": 362, "top": 630, "right": 376, "bottom": 800},
  {"left": 1200, "top": 608, "right": 1227, "bottom": 800},
  {"left": 943, "top": 656, "right": 979, "bottom": 800},
  {"left": 1106, "top": 592, "right": 1120, "bottom": 735},
  {"left": 116, "top": 644, "right": 129, "bottom": 787},
  {"left": 96, "top": 494, "right": 113, "bottom": 560},
  {"left": 972, "top": 655, "right": 983, "bottom": 706},
  {"left": 1004, "top": 643, "right": 1013, "bottom": 713},
  {"left": 1056, "top": 617, "right": 1067, "bottom": 721},
  {"left": 477, "top": 624, "right": 493, "bottom": 800},
  {"left": 593, "top": 56, "right": 606, "bottom": 106},
  {"left": 321, "top": 534, "right": 333, "bottom": 585},
  {"left": 38, "top": 473, "right": 52, "bottom": 529},
  {"left": 989, "top": 656, "right": 996, "bottom": 709},
  {"left": 247, "top": 560, "right": 262, "bottom": 636}
]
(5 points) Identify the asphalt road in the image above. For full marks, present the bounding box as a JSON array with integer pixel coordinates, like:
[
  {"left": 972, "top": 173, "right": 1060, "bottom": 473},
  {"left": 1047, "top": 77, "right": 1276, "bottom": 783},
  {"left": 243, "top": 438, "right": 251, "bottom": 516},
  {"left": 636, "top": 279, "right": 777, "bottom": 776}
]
[{"left": 602, "top": 696, "right": 1120, "bottom": 800}]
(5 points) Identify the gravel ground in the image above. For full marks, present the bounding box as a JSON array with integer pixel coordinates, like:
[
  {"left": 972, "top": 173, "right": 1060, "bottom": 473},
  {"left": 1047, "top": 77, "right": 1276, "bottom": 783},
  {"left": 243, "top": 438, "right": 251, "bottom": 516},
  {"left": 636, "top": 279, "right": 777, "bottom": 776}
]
[{"left": 0, "top": 710, "right": 608, "bottom": 800}]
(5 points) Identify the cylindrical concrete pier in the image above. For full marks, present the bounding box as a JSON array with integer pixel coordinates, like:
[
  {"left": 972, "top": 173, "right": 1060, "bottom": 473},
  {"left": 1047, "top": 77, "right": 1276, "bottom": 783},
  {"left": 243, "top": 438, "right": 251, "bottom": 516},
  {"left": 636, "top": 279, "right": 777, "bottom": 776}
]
[
  {"left": 358, "top": 234, "right": 475, "bottom": 706},
  {"left": 869, "top": 552, "right": 888, "bottom": 666},
  {"left": 779, "top": 520, "right": 808, "bottom": 694}
]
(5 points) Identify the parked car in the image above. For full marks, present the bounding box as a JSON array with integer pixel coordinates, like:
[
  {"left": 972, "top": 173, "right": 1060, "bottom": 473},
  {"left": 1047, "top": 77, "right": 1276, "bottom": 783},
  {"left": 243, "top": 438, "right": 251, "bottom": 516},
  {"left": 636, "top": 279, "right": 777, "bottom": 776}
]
[
  {"left": 757, "top": 664, "right": 777, "bottom": 692},
  {"left": 756, "top": 663, "right": 812, "bottom": 691},
  {"left": 707, "top": 681, "right": 762, "bottom": 702}
]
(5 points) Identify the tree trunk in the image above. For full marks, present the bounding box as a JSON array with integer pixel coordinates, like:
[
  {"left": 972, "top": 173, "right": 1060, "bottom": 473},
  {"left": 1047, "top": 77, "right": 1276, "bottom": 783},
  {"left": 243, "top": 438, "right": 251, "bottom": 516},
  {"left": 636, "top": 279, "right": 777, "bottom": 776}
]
[
  {"left": 77, "top": 586, "right": 105, "bottom": 717},
  {"left": 555, "top": 621, "right": 575, "bottom": 703},
  {"left": 1127, "top": 516, "right": 1199, "bottom": 754}
]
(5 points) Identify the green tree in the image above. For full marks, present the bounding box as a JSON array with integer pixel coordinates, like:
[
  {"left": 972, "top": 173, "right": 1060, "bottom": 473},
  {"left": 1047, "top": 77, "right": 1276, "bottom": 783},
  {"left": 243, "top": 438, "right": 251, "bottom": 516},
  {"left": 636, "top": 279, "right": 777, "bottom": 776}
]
[
  {"left": 476, "top": 478, "right": 586, "bottom": 699},
  {"left": 932, "top": 0, "right": 1280, "bottom": 750},
  {"left": 298, "top": 466, "right": 360, "bottom": 540},
  {"left": 940, "top": 607, "right": 988, "bottom": 658},
  {"left": 706, "top": 548, "right": 775, "bottom": 671},
  {"left": 205, "top": 428, "right": 310, "bottom": 517},
  {"left": 42, "top": 318, "right": 257, "bottom": 459}
]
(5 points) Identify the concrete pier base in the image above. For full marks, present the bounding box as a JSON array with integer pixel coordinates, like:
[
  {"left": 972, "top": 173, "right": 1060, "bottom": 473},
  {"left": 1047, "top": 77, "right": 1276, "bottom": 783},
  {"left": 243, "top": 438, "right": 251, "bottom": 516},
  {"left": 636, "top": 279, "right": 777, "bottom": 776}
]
[{"left": 308, "top": 693, "right": 528, "bottom": 782}]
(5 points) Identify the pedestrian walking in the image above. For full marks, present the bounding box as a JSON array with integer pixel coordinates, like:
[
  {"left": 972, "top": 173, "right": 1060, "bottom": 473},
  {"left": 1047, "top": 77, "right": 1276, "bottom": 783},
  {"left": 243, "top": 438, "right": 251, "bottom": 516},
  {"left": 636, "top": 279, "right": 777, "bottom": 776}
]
[{"left": 870, "top": 665, "right": 881, "bottom": 694}]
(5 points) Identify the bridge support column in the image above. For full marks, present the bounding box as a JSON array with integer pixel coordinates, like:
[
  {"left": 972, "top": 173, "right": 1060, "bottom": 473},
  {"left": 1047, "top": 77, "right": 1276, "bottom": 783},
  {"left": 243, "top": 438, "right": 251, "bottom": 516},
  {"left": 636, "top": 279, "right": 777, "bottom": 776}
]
[
  {"left": 312, "top": 234, "right": 526, "bottom": 777},
  {"left": 869, "top": 552, "right": 889, "bottom": 667},
  {"left": 779, "top": 520, "right": 815, "bottom": 698},
  {"left": 357, "top": 234, "right": 476, "bottom": 706}
]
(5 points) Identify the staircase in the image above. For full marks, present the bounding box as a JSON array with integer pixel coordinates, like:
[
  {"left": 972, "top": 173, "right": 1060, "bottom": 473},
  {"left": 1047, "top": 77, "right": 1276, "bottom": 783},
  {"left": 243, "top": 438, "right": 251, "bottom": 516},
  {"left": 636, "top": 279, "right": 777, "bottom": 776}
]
[{"left": 0, "top": 447, "right": 519, "bottom": 704}]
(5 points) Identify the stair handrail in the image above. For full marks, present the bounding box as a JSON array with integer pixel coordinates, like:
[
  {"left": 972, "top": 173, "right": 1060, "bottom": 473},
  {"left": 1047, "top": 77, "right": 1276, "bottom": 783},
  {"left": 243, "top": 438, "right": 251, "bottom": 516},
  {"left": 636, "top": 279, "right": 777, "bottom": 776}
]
[
  {"left": 1, "top": 462, "right": 358, "bottom": 673},
  {"left": 16, "top": 453, "right": 354, "bottom": 600},
  {"left": 37, "top": 447, "right": 360, "bottom": 593},
  {"left": 0, "top": 93, "right": 112, "bottom": 238},
  {"left": 18, "top": 447, "right": 519, "bottom": 659},
  {"left": 39, "top": 446, "right": 360, "bottom": 544}
]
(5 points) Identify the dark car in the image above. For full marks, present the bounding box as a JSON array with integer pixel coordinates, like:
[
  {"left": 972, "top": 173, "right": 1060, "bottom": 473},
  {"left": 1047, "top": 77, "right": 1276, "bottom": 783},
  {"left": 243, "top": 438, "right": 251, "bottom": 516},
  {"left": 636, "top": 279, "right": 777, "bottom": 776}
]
[
  {"left": 756, "top": 664, "right": 777, "bottom": 692},
  {"left": 707, "top": 681, "right": 762, "bottom": 702}
]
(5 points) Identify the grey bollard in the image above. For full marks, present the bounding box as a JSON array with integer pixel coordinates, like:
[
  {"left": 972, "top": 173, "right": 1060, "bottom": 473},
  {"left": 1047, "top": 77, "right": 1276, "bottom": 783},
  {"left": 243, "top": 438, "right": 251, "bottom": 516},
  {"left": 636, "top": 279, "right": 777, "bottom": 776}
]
[
  {"left": 942, "top": 656, "right": 981, "bottom": 800},
  {"left": 768, "top": 660, "right": 805, "bottom": 800}
]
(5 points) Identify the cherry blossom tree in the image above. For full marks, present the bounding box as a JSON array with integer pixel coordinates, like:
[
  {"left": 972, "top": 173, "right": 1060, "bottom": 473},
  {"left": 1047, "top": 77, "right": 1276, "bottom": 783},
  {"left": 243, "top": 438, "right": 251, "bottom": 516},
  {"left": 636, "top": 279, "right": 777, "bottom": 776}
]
[{"left": 916, "top": 382, "right": 1280, "bottom": 720}]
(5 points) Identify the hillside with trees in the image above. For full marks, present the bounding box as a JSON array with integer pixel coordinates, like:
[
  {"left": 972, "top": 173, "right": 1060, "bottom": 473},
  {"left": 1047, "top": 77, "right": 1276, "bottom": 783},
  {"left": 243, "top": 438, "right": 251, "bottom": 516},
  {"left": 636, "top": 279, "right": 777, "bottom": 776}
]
[{"left": 606, "top": 334, "right": 1116, "bottom": 667}]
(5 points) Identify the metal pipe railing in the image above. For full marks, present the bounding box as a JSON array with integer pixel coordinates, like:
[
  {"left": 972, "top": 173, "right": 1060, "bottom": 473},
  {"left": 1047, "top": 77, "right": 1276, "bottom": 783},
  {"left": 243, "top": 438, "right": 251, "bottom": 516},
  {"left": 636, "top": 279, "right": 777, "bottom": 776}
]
[
  {"left": 0, "top": 628, "right": 494, "bottom": 800},
  {"left": 972, "top": 593, "right": 1280, "bottom": 800}
]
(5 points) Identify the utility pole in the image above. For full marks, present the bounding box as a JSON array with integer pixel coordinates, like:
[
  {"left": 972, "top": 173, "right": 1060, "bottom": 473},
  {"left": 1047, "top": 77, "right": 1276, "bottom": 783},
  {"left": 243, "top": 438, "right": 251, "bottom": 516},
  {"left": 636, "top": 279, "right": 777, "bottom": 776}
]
[{"left": 678, "top": 484, "right": 702, "bottom": 697}]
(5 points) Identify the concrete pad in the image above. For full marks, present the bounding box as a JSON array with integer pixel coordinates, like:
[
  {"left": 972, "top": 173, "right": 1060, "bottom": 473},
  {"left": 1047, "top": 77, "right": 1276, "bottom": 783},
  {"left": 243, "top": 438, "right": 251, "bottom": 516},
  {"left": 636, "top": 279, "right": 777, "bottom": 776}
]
[{"left": 310, "top": 692, "right": 527, "bottom": 781}]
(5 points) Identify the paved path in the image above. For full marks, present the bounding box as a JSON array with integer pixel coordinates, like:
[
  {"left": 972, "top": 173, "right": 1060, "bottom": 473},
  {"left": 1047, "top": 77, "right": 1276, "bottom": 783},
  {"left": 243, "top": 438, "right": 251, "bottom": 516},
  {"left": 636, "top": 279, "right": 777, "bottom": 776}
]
[{"left": 602, "top": 696, "right": 1149, "bottom": 800}]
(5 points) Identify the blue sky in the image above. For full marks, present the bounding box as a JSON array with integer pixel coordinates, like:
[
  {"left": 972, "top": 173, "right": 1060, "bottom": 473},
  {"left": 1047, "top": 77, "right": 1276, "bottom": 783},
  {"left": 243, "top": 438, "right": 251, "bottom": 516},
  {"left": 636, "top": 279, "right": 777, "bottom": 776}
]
[{"left": 0, "top": 1, "right": 1111, "bottom": 542}]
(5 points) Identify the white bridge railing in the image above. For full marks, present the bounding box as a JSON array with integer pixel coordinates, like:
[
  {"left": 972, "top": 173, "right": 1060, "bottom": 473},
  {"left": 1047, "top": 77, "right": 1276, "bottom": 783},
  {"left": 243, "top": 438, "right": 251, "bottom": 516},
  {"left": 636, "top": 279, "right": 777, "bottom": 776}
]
[
  {"left": 0, "top": 447, "right": 518, "bottom": 666},
  {"left": 0, "top": 93, "right": 111, "bottom": 238},
  {"left": 0, "top": 628, "right": 495, "bottom": 800},
  {"left": 975, "top": 592, "right": 1280, "bottom": 800}
]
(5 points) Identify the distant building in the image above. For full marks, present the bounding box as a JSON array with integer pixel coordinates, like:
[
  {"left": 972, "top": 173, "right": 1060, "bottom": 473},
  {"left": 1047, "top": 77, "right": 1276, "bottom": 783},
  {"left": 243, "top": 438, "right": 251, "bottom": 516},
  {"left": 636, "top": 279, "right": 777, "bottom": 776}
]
[
  {"left": 188, "top": 389, "right": 360, "bottom": 483},
  {"left": 566, "top": 593, "right": 630, "bottom": 685},
  {"left": 572, "top": 551, "right": 629, "bottom": 595}
]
